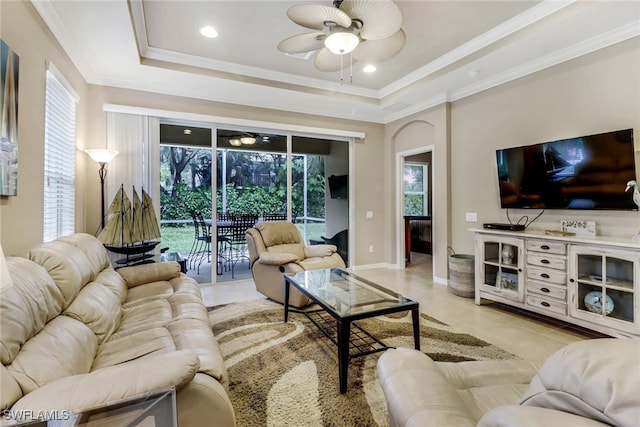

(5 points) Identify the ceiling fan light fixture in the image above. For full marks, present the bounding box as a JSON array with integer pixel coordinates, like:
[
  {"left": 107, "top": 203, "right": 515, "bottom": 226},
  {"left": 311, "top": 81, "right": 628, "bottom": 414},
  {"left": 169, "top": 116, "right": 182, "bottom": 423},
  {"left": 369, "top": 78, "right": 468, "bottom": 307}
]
[
  {"left": 229, "top": 138, "right": 242, "bottom": 146},
  {"left": 240, "top": 136, "right": 256, "bottom": 145},
  {"left": 324, "top": 30, "right": 359, "bottom": 55}
]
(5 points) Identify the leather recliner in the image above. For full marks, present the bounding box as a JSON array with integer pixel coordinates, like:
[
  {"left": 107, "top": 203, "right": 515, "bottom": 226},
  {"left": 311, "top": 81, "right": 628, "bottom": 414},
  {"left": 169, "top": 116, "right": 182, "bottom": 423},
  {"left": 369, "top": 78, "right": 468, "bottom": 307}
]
[
  {"left": 246, "top": 221, "right": 346, "bottom": 308},
  {"left": 377, "top": 338, "right": 640, "bottom": 427}
]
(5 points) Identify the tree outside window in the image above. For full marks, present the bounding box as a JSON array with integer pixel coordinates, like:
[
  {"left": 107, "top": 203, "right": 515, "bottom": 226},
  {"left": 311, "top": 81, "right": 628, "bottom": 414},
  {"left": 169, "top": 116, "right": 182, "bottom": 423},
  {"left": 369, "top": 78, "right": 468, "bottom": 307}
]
[{"left": 404, "top": 163, "right": 428, "bottom": 216}]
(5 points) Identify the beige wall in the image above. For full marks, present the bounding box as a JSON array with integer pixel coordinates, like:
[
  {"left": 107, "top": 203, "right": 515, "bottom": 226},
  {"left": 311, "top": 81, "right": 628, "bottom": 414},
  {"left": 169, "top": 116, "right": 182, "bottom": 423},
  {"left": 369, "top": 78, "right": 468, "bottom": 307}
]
[
  {"left": 2, "top": 0, "right": 638, "bottom": 277},
  {"left": 387, "top": 37, "right": 640, "bottom": 283},
  {"left": 0, "top": 1, "right": 89, "bottom": 256},
  {"left": 386, "top": 105, "right": 451, "bottom": 281},
  {"left": 450, "top": 37, "right": 639, "bottom": 255},
  {"left": 85, "top": 86, "right": 386, "bottom": 267}
]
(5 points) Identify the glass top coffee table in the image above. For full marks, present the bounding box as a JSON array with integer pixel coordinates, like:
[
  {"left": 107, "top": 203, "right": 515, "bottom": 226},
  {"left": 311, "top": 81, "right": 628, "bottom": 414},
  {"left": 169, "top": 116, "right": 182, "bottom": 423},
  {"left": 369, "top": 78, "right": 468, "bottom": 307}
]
[{"left": 284, "top": 268, "right": 420, "bottom": 394}]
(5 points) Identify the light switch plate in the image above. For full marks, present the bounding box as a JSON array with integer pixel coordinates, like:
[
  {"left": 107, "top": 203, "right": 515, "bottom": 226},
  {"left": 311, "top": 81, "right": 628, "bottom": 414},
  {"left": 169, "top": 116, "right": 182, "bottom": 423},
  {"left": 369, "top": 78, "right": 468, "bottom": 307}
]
[{"left": 466, "top": 212, "right": 478, "bottom": 222}]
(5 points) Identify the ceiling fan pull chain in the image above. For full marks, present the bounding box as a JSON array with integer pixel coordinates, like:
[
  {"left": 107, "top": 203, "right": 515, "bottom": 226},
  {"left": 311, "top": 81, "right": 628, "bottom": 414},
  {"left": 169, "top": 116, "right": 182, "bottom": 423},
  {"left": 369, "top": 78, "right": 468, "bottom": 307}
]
[
  {"left": 340, "top": 54, "right": 344, "bottom": 85},
  {"left": 350, "top": 52, "right": 353, "bottom": 84}
]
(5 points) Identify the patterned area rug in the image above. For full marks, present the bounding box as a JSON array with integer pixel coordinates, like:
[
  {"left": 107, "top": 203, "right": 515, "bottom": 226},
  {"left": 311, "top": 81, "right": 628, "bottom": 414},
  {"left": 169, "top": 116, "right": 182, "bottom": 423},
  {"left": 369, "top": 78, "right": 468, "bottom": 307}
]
[{"left": 209, "top": 299, "right": 515, "bottom": 427}]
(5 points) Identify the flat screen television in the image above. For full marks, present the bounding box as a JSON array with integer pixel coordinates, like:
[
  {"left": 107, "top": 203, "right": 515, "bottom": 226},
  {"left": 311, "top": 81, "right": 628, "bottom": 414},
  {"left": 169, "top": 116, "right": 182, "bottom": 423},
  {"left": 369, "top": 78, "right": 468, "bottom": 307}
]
[
  {"left": 328, "top": 174, "right": 348, "bottom": 199},
  {"left": 496, "top": 129, "right": 637, "bottom": 210}
]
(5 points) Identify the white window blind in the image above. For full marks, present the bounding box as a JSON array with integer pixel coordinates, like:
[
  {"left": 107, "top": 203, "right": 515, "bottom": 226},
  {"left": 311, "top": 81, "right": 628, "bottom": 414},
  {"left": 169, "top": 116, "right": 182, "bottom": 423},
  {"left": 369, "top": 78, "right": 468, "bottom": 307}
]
[{"left": 43, "top": 67, "right": 77, "bottom": 242}]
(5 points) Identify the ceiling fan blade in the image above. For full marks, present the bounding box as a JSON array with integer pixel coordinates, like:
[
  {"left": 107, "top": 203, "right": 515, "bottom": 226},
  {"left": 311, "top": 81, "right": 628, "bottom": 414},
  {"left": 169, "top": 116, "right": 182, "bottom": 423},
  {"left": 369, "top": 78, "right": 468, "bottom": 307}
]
[
  {"left": 353, "top": 29, "right": 405, "bottom": 63},
  {"left": 340, "top": 0, "right": 402, "bottom": 40},
  {"left": 314, "top": 48, "right": 357, "bottom": 72},
  {"left": 277, "top": 32, "right": 325, "bottom": 54},
  {"left": 287, "top": 5, "right": 352, "bottom": 30}
]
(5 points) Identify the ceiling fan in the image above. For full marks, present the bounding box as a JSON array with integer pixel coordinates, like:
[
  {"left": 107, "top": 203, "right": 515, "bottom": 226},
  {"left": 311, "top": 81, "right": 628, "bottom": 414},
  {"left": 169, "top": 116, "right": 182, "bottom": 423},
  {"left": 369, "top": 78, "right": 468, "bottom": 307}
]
[{"left": 277, "top": 0, "right": 406, "bottom": 74}]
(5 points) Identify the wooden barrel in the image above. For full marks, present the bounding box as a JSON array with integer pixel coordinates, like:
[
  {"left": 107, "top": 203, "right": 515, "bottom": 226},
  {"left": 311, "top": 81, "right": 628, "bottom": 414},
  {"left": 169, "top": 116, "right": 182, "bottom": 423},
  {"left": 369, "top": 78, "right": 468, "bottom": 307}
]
[{"left": 448, "top": 254, "right": 475, "bottom": 298}]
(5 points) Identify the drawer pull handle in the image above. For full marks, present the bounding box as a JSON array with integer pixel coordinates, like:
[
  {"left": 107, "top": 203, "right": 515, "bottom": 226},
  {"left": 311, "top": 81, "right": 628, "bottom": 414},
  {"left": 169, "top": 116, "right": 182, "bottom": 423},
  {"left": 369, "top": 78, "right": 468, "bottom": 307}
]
[
  {"left": 541, "top": 259, "right": 550, "bottom": 264},
  {"left": 541, "top": 301, "right": 551, "bottom": 307},
  {"left": 541, "top": 287, "right": 550, "bottom": 293},
  {"left": 541, "top": 273, "right": 550, "bottom": 279},
  {"left": 541, "top": 245, "right": 550, "bottom": 250}
]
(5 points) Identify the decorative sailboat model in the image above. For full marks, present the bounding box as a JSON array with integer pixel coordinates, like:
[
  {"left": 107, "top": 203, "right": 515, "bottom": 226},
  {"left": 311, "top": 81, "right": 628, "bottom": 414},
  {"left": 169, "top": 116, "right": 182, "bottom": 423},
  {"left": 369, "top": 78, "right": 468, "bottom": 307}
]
[{"left": 98, "top": 184, "right": 161, "bottom": 263}]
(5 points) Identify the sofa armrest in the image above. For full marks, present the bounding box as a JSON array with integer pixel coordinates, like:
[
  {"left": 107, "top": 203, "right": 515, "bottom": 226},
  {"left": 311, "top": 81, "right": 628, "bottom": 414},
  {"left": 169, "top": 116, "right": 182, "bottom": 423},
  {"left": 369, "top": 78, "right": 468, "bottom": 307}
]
[
  {"left": 304, "top": 244, "right": 337, "bottom": 258},
  {"left": 257, "top": 252, "right": 299, "bottom": 266},
  {"left": 478, "top": 405, "right": 611, "bottom": 427},
  {"left": 117, "top": 262, "right": 181, "bottom": 288},
  {"left": 11, "top": 350, "right": 199, "bottom": 414}
]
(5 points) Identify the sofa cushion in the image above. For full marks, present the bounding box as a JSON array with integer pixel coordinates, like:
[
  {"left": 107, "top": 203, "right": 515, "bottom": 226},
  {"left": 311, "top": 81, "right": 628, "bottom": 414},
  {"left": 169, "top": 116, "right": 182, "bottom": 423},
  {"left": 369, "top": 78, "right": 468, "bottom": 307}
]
[
  {"left": 11, "top": 351, "right": 200, "bottom": 415},
  {"left": 520, "top": 338, "right": 640, "bottom": 427},
  {"left": 267, "top": 243, "right": 305, "bottom": 261},
  {"left": 116, "top": 299, "right": 173, "bottom": 336},
  {"left": 6, "top": 316, "right": 97, "bottom": 393},
  {"left": 257, "top": 252, "right": 299, "bottom": 266},
  {"left": 478, "top": 405, "right": 611, "bottom": 426},
  {"left": 64, "top": 281, "right": 123, "bottom": 343},
  {"left": 28, "top": 241, "right": 93, "bottom": 308},
  {"left": 92, "top": 327, "right": 176, "bottom": 370},
  {"left": 167, "top": 318, "right": 228, "bottom": 387},
  {"left": 118, "top": 262, "right": 181, "bottom": 288},
  {"left": 94, "top": 268, "right": 128, "bottom": 303},
  {"left": 1, "top": 258, "right": 64, "bottom": 365},
  {"left": 57, "top": 233, "right": 110, "bottom": 279},
  {"left": 124, "top": 281, "right": 174, "bottom": 306},
  {"left": 1, "top": 365, "right": 22, "bottom": 411}
]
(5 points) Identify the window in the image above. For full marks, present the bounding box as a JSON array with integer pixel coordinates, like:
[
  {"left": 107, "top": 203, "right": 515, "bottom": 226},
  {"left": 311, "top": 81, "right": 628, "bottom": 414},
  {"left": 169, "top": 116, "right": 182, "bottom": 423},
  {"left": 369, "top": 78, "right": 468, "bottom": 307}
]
[
  {"left": 43, "top": 66, "right": 77, "bottom": 242},
  {"left": 404, "top": 163, "right": 428, "bottom": 216}
]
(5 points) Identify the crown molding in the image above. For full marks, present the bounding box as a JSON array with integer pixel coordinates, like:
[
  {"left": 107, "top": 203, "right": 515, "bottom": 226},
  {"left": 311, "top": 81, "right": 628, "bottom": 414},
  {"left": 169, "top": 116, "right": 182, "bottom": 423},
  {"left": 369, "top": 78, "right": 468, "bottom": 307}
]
[
  {"left": 378, "top": 0, "right": 577, "bottom": 98},
  {"left": 449, "top": 21, "right": 640, "bottom": 103}
]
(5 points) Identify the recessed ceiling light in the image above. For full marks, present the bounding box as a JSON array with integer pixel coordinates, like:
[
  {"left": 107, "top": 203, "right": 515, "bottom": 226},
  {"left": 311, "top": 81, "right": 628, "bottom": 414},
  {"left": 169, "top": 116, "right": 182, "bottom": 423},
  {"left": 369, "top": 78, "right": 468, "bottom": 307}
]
[
  {"left": 183, "top": 129, "right": 192, "bottom": 135},
  {"left": 200, "top": 26, "right": 218, "bottom": 38},
  {"left": 363, "top": 64, "right": 376, "bottom": 73}
]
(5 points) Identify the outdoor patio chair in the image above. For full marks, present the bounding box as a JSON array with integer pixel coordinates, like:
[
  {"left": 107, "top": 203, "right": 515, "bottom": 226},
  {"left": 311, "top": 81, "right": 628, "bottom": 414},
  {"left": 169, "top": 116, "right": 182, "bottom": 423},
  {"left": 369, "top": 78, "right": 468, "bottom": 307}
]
[
  {"left": 263, "top": 213, "right": 287, "bottom": 221},
  {"left": 194, "top": 212, "right": 211, "bottom": 274},
  {"left": 226, "top": 213, "right": 258, "bottom": 279}
]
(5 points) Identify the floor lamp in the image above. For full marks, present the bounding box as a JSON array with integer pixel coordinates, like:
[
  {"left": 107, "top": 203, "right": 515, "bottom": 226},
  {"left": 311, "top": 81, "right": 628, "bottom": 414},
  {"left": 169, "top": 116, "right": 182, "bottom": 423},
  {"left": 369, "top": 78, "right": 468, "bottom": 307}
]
[{"left": 85, "top": 149, "right": 119, "bottom": 230}]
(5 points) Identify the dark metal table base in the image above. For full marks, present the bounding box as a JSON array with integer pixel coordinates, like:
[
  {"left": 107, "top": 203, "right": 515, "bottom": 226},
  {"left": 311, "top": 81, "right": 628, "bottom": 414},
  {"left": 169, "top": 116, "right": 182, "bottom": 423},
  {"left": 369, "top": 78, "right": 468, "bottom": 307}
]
[{"left": 284, "top": 282, "right": 420, "bottom": 394}]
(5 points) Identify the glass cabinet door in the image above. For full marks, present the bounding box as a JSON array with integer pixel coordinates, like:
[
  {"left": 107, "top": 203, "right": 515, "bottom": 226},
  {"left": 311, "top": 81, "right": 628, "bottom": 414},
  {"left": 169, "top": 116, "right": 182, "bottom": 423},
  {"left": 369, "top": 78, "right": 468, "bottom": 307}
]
[
  {"left": 570, "top": 246, "right": 637, "bottom": 332},
  {"left": 477, "top": 236, "right": 523, "bottom": 302}
]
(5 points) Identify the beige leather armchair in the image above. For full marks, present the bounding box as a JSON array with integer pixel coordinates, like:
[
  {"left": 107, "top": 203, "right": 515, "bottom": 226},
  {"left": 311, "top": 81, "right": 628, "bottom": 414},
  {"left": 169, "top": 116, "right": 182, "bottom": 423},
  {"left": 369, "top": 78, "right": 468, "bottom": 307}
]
[
  {"left": 246, "top": 221, "right": 346, "bottom": 308},
  {"left": 378, "top": 338, "right": 640, "bottom": 427}
]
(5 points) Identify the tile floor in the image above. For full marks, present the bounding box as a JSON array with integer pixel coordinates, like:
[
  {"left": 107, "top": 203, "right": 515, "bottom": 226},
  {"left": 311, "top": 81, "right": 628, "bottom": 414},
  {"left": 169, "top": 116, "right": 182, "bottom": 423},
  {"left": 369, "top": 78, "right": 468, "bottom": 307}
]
[{"left": 200, "top": 252, "right": 601, "bottom": 364}]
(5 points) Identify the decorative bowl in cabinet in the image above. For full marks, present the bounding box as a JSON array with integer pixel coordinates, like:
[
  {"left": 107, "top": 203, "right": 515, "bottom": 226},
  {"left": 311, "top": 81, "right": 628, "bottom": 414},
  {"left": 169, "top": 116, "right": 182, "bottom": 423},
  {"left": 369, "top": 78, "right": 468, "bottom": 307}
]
[{"left": 584, "top": 291, "right": 614, "bottom": 315}]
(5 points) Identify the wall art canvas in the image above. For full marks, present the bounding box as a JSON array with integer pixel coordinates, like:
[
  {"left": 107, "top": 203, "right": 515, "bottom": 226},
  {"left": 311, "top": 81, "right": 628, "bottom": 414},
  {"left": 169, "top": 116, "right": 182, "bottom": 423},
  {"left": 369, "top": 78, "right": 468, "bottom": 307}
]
[{"left": 0, "top": 39, "right": 19, "bottom": 196}]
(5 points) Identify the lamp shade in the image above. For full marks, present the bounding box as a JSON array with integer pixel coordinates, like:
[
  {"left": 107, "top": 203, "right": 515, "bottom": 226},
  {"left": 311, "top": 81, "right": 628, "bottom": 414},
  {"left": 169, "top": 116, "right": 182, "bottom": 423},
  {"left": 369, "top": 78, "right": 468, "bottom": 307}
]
[
  {"left": 324, "top": 31, "right": 359, "bottom": 55},
  {"left": 85, "top": 149, "right": 119, "bottom": 164}
]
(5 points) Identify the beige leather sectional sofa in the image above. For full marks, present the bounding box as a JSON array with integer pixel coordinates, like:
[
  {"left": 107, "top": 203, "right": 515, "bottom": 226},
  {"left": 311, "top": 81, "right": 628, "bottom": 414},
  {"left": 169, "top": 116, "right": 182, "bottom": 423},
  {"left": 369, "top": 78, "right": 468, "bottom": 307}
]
[
  {"left": 378, "top": 338, "right": 639, "bottom": 427},
  {"left": 1, "top": 233, "right": 235, "bottom": 426}
]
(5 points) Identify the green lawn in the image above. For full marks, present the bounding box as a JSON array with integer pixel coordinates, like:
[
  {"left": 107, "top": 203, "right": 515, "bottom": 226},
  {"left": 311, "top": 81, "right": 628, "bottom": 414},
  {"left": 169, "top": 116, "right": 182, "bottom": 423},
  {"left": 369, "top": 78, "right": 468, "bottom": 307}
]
[{"left": 160, "top": 222, "right": 327, "bottom": 256}]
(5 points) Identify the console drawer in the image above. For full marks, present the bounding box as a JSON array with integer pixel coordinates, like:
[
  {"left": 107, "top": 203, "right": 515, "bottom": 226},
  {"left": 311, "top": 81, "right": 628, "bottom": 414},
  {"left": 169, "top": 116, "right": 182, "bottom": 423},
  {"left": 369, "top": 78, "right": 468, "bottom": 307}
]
[
  {"left": 526, "top": 254, "right": 566, "bottom": 271},
  {"left": 525, "top": 240, "right": 566, "bottom": 255},
  {"left": 526, "top": 294, "right": 567, "bottom": 316},
  {"left": 527, "top": 266, "right": 566, "bottom": 285},
  {"left": 527, "top": 281, "right": 566, "bottom": 300}
]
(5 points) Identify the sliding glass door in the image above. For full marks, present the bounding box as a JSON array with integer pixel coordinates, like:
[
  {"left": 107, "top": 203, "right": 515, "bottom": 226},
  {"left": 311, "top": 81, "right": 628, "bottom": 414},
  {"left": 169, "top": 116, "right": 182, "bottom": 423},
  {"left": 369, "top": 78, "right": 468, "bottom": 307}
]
[{"left": 159, "top": 123, "right": 350, "bottom": 284}]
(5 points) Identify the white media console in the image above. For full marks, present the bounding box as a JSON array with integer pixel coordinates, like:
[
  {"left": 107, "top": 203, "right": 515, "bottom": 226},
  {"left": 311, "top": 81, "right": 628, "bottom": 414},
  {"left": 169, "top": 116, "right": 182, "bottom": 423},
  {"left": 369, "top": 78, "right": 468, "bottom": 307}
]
[{"left": 473, "top": 228, "right": 640, "bottom": 338}]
